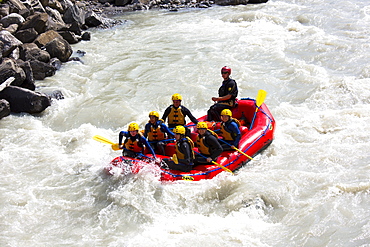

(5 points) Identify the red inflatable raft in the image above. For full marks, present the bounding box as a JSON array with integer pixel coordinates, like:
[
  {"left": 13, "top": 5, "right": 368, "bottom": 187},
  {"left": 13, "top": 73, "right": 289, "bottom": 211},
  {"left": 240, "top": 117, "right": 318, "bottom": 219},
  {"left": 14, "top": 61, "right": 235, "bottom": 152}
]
[{"left": 105, "top": 97, "right": 275, "bottom": 182}]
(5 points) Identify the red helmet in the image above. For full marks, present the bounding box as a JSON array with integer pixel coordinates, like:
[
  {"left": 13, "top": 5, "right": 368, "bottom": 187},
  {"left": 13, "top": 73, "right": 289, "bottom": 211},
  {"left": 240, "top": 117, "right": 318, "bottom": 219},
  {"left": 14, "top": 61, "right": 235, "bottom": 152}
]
[{"left": 221, "top": 66, "right": 231, "bottom": 74}]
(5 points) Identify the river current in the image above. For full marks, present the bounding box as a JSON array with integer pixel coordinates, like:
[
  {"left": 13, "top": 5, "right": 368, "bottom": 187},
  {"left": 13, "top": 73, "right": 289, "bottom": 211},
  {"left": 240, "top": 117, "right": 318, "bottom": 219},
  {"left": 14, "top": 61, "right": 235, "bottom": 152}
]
[{"left": 1, "top": 0, "right": 370, "bottom": 246}]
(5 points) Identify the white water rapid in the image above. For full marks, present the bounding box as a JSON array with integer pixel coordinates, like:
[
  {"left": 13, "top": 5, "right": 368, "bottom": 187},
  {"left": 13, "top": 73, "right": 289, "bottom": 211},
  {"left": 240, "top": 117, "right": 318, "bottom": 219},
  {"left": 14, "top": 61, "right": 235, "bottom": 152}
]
[{"left": 1, "top": 0, "right": 370, "bottom": 246}]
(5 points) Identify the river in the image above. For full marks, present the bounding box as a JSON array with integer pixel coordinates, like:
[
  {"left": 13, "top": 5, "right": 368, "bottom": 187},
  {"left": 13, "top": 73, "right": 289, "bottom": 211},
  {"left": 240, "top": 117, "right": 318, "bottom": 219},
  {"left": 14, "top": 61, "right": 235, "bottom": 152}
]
[{"left": 1, "top": 0, "right": 369, "bottom": 246}]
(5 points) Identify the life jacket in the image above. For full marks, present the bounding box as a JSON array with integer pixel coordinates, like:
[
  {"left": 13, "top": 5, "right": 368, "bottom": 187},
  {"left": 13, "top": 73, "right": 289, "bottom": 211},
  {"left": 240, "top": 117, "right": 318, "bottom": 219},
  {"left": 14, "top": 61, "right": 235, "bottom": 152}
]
[
  {"left": 168, "top": 106, "right": 185, "bottom": 126},
  {"left": 220, "top": 118, "right": 240, "bottom": 141},
  {"left": 175, "top": 136, "right": 195, "bottom": 160},
  {"left": 124, "top": 134, "right": 144, "bottom": 153},
  {"left": 196, "top": 130, "right": 218, "bottom": 155},
  {"left": 147, "top": 124, "right": 165, "bottom": 141}
]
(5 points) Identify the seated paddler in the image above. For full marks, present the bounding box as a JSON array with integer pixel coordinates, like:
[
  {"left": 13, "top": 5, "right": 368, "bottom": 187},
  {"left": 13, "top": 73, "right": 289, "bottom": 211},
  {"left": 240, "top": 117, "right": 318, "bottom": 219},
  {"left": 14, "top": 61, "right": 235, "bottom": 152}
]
[
  {"left": 194, "top": 122, "right": 223, "bottom": 165},
  {"left": 162, "top": 125, "right": 195, "bottom": 172},
  {"left": 216, "top": 109, "right": 241, "bottom": 151},
  {"left": 144, "top": 111, "right": 174, "bottom": 155},
  {"left": 119, "top": 122, "right": 156, "bottom": 159}
]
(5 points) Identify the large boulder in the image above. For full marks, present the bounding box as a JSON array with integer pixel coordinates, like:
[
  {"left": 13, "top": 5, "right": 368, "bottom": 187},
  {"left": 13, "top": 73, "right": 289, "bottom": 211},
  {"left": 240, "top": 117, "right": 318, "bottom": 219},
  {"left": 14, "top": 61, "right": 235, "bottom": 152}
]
[
  {"left": 20, "top": 12, "right": 49, "bottom": 34},
  {"left": 0, "top": 30, "right": 23, "bottom": 57},
  {"left": 19, "top": 42, "right": 50, "bottom": 62},
  {"left": 62, "top": 5, "right": 85, "bottom": 26},
  {"left": 0, "top": 85, "right": 51, "bottom": 113},
  {"left": 214, "top": 0, "right": 249, "bottom": 5},
  {"left": 44, "top": 37, "right": 72, "bottom": 62},
  {"left": 17, "top": 60, "right": 35, "bottom": 90},
  {"left": 0, "top": 13, "right": 25, "bottom": 28},
  {"left": 84, "top": 11, "right": 103, "bottom": 27},
  {"left": 0, "top": 4, "right": 10, "bottom": 18},
  {"left": 29, "top": 59, "right": 56, "bottom": 80},
  {"left": 0, "top": 99, "right": 10, "bottom": 119},
  {"left": 6, "top": 0, "right": 31, "bottom": 18},
  {"left": 14, "top": 27, "right": 38, "bottom": 43},
  {"left": 33, "top": 29, "right": 63, "bottom": 47},
  {"left": 0, "top": 58, "right": 26, "bottom": 86}
]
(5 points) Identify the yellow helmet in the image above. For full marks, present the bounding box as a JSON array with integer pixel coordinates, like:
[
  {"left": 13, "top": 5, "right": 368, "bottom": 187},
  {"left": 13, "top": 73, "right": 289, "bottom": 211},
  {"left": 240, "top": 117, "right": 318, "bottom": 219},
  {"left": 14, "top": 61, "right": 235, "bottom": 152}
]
[
  {"left": 172, "top": 93, "right": 183, "bottom": 101},
  {"left": 148, "top": 111, "right": 159, "bottom": 118},
  {"left": 173, "top": 125, "right": 186, "bottom": 135},
  {"left": 128, "top": 123, "right": 139, "bottom": 131},
  {"left": 221, "top": 109, "right": 232, "bottom": 117},
  {"left": 197, "top": 122, "right": 208, "bottom": 129}
]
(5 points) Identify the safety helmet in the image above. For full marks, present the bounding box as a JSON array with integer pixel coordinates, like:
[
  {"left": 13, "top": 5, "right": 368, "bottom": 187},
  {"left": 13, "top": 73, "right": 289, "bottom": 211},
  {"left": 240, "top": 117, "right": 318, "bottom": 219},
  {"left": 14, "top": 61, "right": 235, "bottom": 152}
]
[
  {"left": 128, "top": 123, "right": 139, "bottom": 131},
  {"left": 148, "top": 111, "right": 159, "bottom": 118},
  {"left": 172, "top": 93, "right": 183, "bottom": 101},
  {"left": 221, "top": 109, "right": 232, "bottom": 117},
  {"left": 221, "top": 66, "right": 231, "bottom": 74},
  {"left": 173, "top": 125, "right": 186, "bottom": 135},
  {"left": 197, "top": 122, "right": 208, "bottom": 129}
]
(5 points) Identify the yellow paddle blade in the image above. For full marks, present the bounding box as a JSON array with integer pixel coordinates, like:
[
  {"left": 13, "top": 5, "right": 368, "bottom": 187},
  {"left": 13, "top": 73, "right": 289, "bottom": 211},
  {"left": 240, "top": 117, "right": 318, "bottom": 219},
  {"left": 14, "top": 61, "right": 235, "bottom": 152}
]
[
  {"left": 212, "top": 161, "right": 234, "bottom": 174},
  {"left": 233, "top": 147, "right": 253, "bottom": 160},
  {"left": 172, "top": 154, "right": 178, "bottom": 164},
  {"left": 93, "top": 135, "right": 115, "bottom": 145},
  {"left": 255, "top": 89, "right": 267, "bottom": 111}
]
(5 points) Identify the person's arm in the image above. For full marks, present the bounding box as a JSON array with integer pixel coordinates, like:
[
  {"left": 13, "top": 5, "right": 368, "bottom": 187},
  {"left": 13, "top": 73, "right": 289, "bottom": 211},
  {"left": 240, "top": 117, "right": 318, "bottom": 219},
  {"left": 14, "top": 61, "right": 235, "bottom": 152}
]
[
  {"left": 119, "top": 131, "right": 128, "bottom": 147},
  {"left": 207, "top": 135, "right": 223, "bottom": 160},
  {"left": 182, "top": 106, "right": 198, "bottom": 124},
  {"left": 160, "top": 122, "right": 174, "bottom": 137},
  {"left": 141, "top": 136, "right": 156, "bottom": 158},
  {"left": 143, "top": 123, "right": 150, "bottom": 138},
  {"left": 161, "top": 106, "right": 171, "bottom": 122}
]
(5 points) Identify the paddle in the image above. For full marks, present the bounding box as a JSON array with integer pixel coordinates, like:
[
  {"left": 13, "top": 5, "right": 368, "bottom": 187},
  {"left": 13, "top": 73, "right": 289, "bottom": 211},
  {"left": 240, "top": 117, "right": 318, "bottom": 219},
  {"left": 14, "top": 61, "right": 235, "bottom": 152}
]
[
  {"left": 218, "top": 139, "right": 253, "bottom": 160},
  {"left": 194, "top": 151, "right": 234, "bottom": 174},
  {"left": 249, "top": 89, "right": 267, "bottom": 130},
  {"left": 93, "top": 135, "right": 121, "bottom": 151}
]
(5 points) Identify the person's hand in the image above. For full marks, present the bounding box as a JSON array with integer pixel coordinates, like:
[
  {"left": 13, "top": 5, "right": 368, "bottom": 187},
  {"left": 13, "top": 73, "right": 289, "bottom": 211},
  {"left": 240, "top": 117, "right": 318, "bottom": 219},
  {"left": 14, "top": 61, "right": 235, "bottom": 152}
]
[
  {"left": 212, "top": 97, "right": 218, "bottom": 102},
  {"left": 206, "top": 157, "right": 212, "bottom": 163},
  {"left": 231, "top": 145, "right": 235, "bottom": 149}
]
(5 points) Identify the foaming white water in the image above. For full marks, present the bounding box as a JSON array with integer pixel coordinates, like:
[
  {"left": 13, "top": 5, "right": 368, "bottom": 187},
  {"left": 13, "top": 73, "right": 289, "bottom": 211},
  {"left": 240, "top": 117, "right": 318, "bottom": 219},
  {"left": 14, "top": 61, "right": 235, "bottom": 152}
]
[{"left": 1, "top": 0, "right": 370, "bottom": 246}]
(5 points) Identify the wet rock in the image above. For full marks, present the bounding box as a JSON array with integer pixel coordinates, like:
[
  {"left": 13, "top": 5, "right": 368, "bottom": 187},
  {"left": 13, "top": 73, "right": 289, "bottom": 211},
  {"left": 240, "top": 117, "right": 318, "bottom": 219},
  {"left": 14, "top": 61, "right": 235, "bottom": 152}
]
[
  {"left": 63, "top": 5, "right": 85, "bottom": 26},
  {"left": 214, "top": 0, "right": 249, "bottom": 5},
  {"left": 14, "top": 27, "right": 38, "bottom": 43},
  {"left": 20, "top": 13, "right": 49, "bottom": 34},
  {"left": 0, "top": 58, "right": 26, "bottom": 86},
  {"left": 6, "top": 0, "right": 31, "bottom": 18},
  {"left": 0, "top": 99, "right": 10, "bottom": 119},
  {"left": 34, "top": 30, "right": 64, "bottom": 48},
  {"left": 81, "top": 31, "right": 91, "bottom": 41},
  {"left": 0, "top": 30, "right": 23, "bottom": 57},
  {"left": 44, "top": 37, "right": 72, "bottom": 62},
  {"left": 0, "top": 13, "right": 25, "bottom": 28},
  {"left": 0, "top": 85, "right": 51, "bottom": 114},
  {"left": 29, "top": 59, "right": 56, "bottom": 80},
  {"left": 85, "top": 11, "right": 103, "bottom": 27},
  {"left": 58, "top": 30, "right": 79, "bottom": 44},
  {"left": 19, "top": 43, "right": 50, "bottom": 62},
  {"left": 0, "top": 4, "right": 10, "bottom": 18},
  {"left": 17, "top": 60, "right": 36, "bottom": 90}
]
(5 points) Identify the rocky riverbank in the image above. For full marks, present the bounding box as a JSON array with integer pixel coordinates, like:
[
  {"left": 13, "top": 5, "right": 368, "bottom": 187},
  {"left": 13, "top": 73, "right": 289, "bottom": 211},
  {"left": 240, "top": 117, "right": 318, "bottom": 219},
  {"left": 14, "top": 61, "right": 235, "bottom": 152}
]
[{"left": 0, "top": 0, "right": 268, "bottom": 120}]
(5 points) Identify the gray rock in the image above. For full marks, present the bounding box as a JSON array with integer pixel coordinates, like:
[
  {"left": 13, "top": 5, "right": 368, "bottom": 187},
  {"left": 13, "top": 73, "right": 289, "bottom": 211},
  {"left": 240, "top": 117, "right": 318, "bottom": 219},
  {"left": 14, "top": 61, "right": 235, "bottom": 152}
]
[
  {"left": 19, "top": 42, "right": 50, "bottom": 62},
  {"left": 0, "top": 99, "right": 10, "bottom": 119},
  {"left": 29, "top": 59, "right": 56, "bottom": 80},
  {"left": 0, "top": 30, "right": 23, "bottom": 57},
  {"left": 0, "top": 13, "right": 25, "bottom": 28},
  {"left": 0, "top": 85, "right": 51, "bottom": 113},
  {"left": 0, "top": 58, "right": 26, "bottom": 86},
  {"left": 15, "top": 27, "right": 38, "bottom": 43},
  {"left": 44, "top": 37, "right": 72, "bottom": 62}
]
